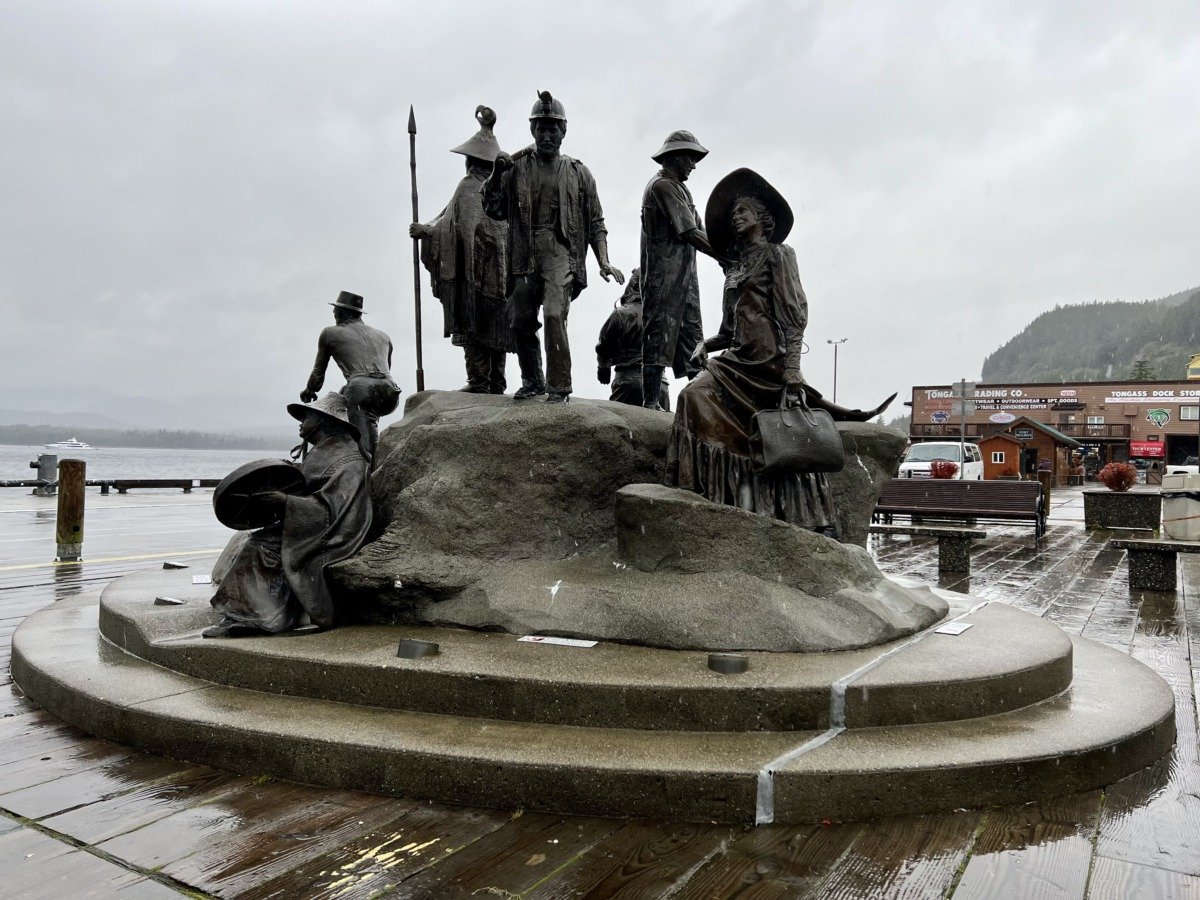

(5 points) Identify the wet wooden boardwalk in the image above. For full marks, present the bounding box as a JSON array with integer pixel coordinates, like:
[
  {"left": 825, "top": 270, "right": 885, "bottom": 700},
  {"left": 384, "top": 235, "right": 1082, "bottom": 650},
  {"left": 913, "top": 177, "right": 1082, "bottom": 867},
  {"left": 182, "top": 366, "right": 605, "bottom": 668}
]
[{"left": 1, "top": 487, "right": 1197, "bottom": 898}]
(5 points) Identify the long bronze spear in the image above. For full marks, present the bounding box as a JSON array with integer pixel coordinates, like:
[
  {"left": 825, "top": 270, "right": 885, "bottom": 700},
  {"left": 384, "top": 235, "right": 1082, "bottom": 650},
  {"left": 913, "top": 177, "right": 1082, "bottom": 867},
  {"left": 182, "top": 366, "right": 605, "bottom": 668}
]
[{"left": 408, "top": 105, "right": 425, "bottom": 392}]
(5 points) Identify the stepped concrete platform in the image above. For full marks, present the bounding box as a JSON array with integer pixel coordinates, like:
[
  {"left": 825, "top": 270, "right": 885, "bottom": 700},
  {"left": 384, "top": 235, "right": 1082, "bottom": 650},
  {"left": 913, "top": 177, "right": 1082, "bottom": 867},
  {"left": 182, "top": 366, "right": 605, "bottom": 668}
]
[
  {"left": 10, "top": 570, "right": 1176, "bottom": 825},
  {"left": 99, "top": 569, "right": 1071, "bottom": 731}
]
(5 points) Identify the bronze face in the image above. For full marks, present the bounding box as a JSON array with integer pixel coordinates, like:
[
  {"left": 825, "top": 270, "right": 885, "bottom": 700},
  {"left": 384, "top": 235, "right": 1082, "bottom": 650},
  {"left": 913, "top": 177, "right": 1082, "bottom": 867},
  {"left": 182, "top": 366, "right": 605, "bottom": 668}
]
[
  {"left": 731, "top": 200, "right": 762, "bottom": 241},
  {"left": 531, "top": 118, "right": 566, "bottom": 159},
  {"left": 298, "top": 412, "right": 322, "bottom": 442},
  {"left": 663, "top": 152, "right": 699, "bottom": 182}
]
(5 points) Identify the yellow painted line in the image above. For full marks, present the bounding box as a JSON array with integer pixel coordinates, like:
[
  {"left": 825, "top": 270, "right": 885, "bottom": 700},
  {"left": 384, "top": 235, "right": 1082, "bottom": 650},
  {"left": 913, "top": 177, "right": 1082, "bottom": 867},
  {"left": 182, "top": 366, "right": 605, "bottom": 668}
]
[{"left": 0, "top": 548, "right": 222, "bottom": 572}]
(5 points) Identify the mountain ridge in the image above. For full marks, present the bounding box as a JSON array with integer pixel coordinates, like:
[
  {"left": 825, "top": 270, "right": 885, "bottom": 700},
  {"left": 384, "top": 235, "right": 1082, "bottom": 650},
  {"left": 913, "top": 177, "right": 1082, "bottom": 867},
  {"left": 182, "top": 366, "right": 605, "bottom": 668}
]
[{"left": 981, "top": 285, "right": 1200, "bottom": 383}]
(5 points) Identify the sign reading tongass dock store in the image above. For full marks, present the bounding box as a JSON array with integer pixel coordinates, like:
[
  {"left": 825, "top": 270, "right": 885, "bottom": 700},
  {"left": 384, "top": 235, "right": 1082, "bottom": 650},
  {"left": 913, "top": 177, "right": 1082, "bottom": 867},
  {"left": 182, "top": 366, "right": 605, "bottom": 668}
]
[{"left": 910, "top": 378, "right": 1200, "bottom": 466}]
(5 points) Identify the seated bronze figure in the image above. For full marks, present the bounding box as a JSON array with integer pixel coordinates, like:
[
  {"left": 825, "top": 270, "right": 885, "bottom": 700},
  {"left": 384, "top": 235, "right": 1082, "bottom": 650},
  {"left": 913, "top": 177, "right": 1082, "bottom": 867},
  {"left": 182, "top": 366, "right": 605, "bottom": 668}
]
[
  {"left": 664, "top": 168, "right": 894, "bottom": 532},
  {"left": 206, "top": 393, "right": 371, "bottom": 637}
]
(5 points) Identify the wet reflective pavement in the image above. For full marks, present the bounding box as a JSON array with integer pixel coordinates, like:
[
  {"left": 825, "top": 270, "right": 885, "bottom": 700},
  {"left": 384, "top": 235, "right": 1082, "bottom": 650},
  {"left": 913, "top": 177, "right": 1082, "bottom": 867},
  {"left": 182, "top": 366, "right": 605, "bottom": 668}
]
[{"left": 0, "top": 487, "right": 1197, "bottom": 898}]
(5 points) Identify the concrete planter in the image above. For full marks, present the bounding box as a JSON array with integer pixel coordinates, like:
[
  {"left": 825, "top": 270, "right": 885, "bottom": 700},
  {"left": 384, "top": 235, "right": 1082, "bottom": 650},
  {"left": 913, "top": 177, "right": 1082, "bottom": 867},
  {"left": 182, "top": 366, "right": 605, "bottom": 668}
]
[{"left": 1083, "top": 490, "right": 1162, "bottom": 530}]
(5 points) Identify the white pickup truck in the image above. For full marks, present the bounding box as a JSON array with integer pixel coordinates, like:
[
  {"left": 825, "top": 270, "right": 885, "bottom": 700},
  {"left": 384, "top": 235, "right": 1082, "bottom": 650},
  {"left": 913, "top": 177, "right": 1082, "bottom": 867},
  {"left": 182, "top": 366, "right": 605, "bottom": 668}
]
[
  {"left": 1166, "top": 456, "right": 1200, "bottom": 476},
  {"left": 898, "top": 441, "right": 984, "bottom": 479}
]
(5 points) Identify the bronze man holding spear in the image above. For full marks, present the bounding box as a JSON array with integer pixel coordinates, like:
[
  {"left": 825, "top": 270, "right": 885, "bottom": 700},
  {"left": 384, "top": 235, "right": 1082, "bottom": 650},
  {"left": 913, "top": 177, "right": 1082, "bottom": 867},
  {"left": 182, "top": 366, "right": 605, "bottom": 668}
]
[
  {"left": 483, "top": 91, "right": 624, "bottom": 402},
  {"left": 410, "top": 107, "right": 512, "bottom": 394}
]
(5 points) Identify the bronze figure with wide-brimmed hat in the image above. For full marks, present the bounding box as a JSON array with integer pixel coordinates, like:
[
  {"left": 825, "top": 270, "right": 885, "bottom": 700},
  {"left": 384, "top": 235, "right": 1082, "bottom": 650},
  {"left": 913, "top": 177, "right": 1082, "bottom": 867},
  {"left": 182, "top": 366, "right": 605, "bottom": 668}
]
[
  {"left": 650, "top": 130, "right": 709, "bottom": 164},
  {"left": 205, "top": 390, "right": 371, "bottom": 640},
  {"left": 665, "top": 167, "right": 894, "bottom": 533},
  {"left": 638, "top": 130, "right": 716, "bottom": 409},
  {"left": 704, "top": 167, "right": 794, "bottom": 262},
  {"left": 302, "top": 293, "right": 399, "bottom": 461},
  {"left": 451, "top": 105, "right": 503, "bottom": 164},
  {"left": 411, "top": 106, "right": 513, "bottom": 394},
  {"left": 287, "top": 391, "right": 360, "bottom": 439}
]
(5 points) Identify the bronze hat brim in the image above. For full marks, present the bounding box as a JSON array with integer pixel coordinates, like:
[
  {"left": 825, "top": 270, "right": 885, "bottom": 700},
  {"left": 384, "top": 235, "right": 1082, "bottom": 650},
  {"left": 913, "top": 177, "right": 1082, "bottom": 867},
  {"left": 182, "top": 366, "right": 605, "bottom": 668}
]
[
  {"left": 285, "top": 402, "right": 361, "bottom": 440},
  {"left": 705, "top": 167, "right": 794, "bottom": 260},
  {"left": 451, "top": 135, "right": 502, "bottom": 163},
  {"left": 329, "top": 302, "right": 366, "bottom": 313},
  {"left": 651, "top": 141, "right": 709, "bottom": 163}
]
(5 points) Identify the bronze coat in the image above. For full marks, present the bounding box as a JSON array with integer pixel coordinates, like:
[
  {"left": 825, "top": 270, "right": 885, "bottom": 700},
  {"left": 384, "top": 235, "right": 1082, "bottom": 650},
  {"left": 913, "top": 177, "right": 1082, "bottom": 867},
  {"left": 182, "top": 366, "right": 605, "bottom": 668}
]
[
  {"left": 665, "top": 240, "right": 834, "bottom": 529},
  {"left": 281, "top": 431, "right": 371, "bottom": 627},
  {"left": 640, "top": 170, "right": 703, "bottom": 374},
  {"left": 482, "top": 153, "right": 608, "bottom": 297},
  {"left": 421, "top": 169, "right": 512, "bottom": 350}
]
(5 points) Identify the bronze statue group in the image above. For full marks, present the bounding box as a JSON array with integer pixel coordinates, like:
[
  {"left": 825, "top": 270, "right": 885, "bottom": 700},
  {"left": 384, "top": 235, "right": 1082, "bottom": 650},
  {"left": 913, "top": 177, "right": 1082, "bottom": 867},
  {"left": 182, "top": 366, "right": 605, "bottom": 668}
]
[{"left": 204, "top": 90, "right": 894, "bottom": 639}]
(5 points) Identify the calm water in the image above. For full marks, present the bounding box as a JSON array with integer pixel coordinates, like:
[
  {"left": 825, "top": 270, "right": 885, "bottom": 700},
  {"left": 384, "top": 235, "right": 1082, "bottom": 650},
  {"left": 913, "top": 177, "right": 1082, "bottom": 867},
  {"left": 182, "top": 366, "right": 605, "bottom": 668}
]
[{"left": 0, "top": 444, "right": 293, "bottom": 481}]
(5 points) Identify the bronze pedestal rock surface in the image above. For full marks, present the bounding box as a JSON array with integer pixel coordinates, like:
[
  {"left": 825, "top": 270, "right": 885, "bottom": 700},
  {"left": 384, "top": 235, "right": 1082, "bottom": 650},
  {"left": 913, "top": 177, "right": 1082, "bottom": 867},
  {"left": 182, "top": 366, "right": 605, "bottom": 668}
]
[{"left": 332, "top": 390, "right": 942, "bottom": 651}]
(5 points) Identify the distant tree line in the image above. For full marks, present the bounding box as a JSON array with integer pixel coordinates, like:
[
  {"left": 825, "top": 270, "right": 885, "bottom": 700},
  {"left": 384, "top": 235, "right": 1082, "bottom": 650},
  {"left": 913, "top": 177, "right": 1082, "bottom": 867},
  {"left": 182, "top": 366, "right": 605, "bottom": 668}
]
[
  {"left": 982, "top": 290, "right": 1200, "bottom": 383},
  {"left": 0, "top": 425, "right": 291, "bottom": 450}
]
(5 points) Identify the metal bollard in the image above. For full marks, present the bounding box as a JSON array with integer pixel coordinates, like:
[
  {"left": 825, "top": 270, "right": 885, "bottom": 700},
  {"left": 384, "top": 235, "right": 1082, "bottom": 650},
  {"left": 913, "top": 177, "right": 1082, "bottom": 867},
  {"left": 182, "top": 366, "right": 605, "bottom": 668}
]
[
  {"left": 29, "top": 453, "right": 57, "bottom": 496},
  {"left": 56, "top": 458, "right": 86, "bottom": 561}
]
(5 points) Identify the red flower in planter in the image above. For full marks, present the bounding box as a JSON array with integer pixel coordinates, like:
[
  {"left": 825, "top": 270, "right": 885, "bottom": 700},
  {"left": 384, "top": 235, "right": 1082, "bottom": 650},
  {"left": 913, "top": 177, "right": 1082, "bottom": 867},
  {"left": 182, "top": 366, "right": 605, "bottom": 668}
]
[
  {"left": 930, "top": 460, "right": 959, "bottom": 479},
  {"left": 1097, "top": 462, "right": 1137, "bottom": 492}
]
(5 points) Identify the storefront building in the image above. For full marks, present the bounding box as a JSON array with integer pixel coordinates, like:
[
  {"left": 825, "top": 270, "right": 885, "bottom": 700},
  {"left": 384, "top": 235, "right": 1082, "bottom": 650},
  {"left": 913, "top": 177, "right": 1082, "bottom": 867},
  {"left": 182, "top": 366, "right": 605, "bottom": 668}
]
[
  {"left": 977, "top": 418, "right": 1081, "bottom": 482},
  {"left": 909, "top": 379, "right": 1200, "bottom": 469}
]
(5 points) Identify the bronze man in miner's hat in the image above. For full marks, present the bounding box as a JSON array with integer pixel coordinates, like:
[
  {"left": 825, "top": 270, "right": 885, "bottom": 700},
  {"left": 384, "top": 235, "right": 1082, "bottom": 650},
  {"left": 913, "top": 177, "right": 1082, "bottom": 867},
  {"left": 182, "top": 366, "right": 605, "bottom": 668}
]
[
  {"left": 410, "top": 106, "right": 512, "bottom": 394},
  {"left": 640, "top": 130, "right": 714, "bottom": 410},
  {"left": 483, "top": 90, "right": 624, "bottom": 402},
  {"left": 302, "top": 291, "right": 400, "bottom": 460}
]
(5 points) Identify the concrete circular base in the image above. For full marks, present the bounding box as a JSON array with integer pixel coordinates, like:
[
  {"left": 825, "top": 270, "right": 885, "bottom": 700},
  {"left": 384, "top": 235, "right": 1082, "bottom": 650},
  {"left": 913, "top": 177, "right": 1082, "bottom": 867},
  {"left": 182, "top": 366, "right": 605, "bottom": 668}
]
[{"left": 12, "top": 569, "right": 1176, "bottom": 825}]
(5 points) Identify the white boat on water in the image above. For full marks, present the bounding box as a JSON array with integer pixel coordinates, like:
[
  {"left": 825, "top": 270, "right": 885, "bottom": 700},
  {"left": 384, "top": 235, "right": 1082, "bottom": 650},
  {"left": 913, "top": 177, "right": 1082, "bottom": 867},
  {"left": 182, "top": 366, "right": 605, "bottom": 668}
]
[{"left": 43, "top": 437, "right": 93, "bottom": 450}]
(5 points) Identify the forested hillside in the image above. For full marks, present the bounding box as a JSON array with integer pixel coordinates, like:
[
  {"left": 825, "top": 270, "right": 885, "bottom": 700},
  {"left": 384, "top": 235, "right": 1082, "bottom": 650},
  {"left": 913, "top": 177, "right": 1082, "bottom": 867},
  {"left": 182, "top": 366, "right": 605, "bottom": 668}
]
[{"left": 981, "top": 287, "right": 1200, "bottom": 383}]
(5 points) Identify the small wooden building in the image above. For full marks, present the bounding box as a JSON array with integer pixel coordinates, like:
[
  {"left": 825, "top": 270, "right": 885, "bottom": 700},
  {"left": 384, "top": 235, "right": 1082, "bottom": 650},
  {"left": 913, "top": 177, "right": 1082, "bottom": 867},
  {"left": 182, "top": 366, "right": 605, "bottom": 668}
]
[
  {"left": 979, "top": 433, "right": 1023, "bottom": 480},
  {"left": 979, "top": 417, "right": 1081, "bottom": 483}
]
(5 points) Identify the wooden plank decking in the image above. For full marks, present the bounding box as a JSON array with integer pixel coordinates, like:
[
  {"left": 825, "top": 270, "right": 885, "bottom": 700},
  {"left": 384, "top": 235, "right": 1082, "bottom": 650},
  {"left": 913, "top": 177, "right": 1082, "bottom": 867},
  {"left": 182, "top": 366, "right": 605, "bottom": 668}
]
[{"left": 0, "top": 487, "right": 1197, "bottom": 898}]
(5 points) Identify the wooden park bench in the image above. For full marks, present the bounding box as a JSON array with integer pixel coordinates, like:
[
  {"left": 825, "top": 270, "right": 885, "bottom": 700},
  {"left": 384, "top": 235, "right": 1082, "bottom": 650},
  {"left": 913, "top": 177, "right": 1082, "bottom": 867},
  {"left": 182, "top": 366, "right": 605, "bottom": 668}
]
[
  {"left": 873, "top": 478, "right": 1045, "bottom": 540},
  {"left": 1109, "top": 537, "right": 1200, "bottom": 591},
  {"left": 869, "top": 523, "right": 987, "bottom": 574}
]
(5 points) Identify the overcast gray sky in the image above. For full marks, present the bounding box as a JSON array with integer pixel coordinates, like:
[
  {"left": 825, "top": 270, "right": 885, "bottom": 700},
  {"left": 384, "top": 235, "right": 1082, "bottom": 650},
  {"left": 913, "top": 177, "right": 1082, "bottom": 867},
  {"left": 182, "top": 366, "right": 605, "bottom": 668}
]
[{"left": 2, "top": 1, "right": 1197, "bottom": 431}]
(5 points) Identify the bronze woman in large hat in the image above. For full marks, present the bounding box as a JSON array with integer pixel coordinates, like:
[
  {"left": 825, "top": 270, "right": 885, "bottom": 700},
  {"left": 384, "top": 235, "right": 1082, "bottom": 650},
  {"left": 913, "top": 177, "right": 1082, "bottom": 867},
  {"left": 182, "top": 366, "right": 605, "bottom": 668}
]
[
  {"left": 665, "top": 168, "right": 894, "bottom": 531},
  {"left": 410, "top": 107, "right": 512, "bottom": 394}
]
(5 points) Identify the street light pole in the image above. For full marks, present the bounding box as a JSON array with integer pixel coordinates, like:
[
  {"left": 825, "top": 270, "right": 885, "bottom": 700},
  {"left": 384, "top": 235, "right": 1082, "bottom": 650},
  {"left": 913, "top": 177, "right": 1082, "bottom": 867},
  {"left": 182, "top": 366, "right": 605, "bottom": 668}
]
[{"left": 827, "top": 338, "right": 847, "bottom": 403}]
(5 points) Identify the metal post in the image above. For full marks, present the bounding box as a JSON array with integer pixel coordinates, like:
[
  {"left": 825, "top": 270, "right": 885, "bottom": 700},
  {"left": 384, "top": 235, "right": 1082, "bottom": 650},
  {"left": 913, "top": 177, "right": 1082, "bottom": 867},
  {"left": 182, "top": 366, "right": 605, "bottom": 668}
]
[
  {"left": 959, "top": 378, "right": 967, "bottom": 480},
  {"left": 55, "top": 458, "right": 85, "bottom": 561},
  {"left": 408, "top": 105, "right": 425, "bottom": 392},
  {"left": 29, "top": 453, "right": 57, "bottom": 496},
  {"left": 827, "top": 338, "right": 847, "bottom": 403}
]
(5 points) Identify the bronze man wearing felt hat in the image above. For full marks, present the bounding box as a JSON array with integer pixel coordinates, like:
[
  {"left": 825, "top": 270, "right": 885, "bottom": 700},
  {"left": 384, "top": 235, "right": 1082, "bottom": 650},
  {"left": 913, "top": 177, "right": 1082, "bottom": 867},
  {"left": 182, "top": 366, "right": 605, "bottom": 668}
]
[
  {"left": 205, "top": 392, "right": 371, "bottom": 638},
  {"left": 482, "top": 90, "right": 624, "bottom": 402},
  {"left": 640, "top": 129, "right": 715, "bottom": 409},
  {"left": 410, "top": 106, "right": 513, "bottom": 395},
  {"left": 665, "top": 168, "right": 895, "bottom": 533},
  {"left": 302, "top": 291, "right": 400, "bottom": 460}
]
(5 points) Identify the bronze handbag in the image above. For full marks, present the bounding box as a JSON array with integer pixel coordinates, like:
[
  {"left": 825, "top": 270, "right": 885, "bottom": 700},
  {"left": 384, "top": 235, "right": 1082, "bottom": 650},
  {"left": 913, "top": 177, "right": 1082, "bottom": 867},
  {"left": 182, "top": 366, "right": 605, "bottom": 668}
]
[{"left": 749, "top": 391, "right": 846, "bottom": 475}]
